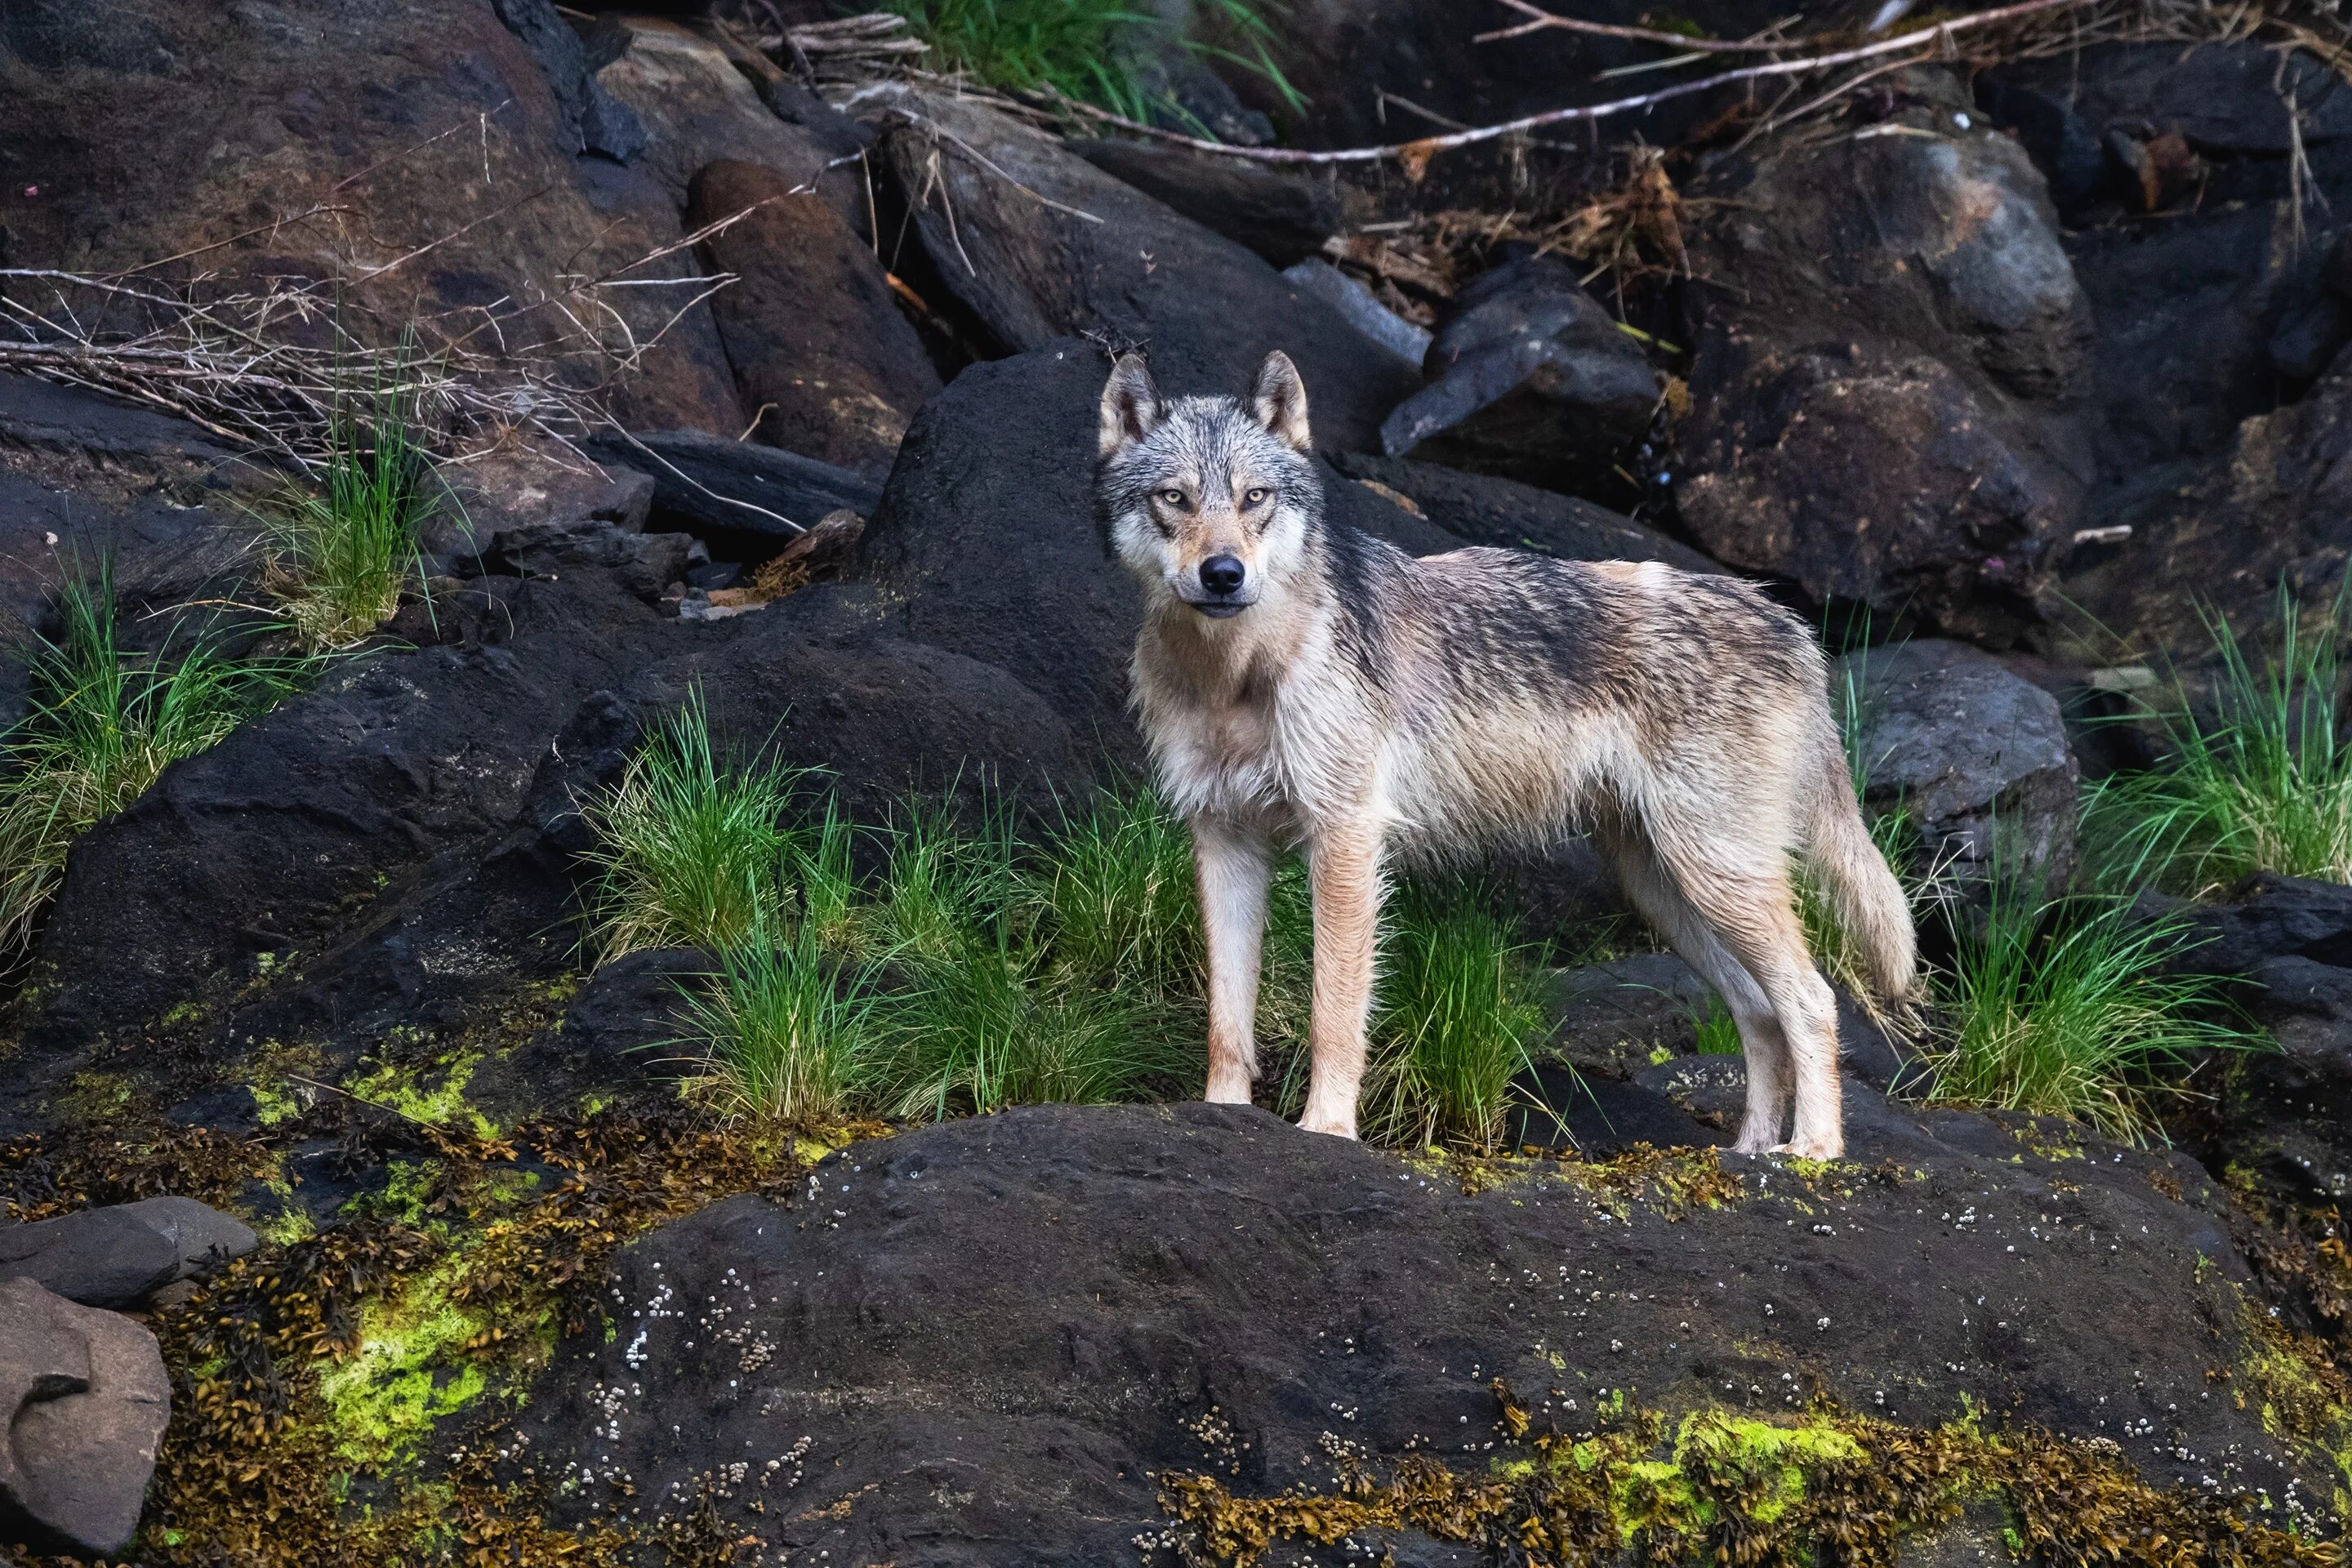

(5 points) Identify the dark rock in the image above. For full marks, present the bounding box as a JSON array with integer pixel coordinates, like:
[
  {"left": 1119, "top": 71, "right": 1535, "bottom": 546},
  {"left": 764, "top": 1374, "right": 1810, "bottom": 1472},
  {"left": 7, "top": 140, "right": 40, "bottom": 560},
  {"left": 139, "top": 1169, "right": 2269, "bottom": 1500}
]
[
  {"left": 1333, "top": 452, "right": 1717, "bottom": 570},
  {"left": 1071, "top": 140, "right": 1343, "bottom": 265},
  {"left": 1541, "top": 951, "right": 1713, "bottom": 1081},
  {"left": 0, "top": 1208, "right": 180, "bottom": 1311},
  {"left": 2230, "top": 956, "right": 2352, "bottom": 1205},
  {"left": 486, "top": 0, "right": 647, "bottom": 161},
  {"left": 756, "top": 78, "right": 875, "bottom": 161},
  {"left": 546, "top": 602, "right": 1091, "bottom": 824},
  {"left": 488, "top": 517, "right": 696, "bottom": 604},
  {"left": 2051, "top": 341, "right": 2352, "bottom": 667},
  {"left": 26, "top": 571, "right": 671, "bottom": 1047},
  {"left": 687, "top": 160, "right": 942, "bottom": 477},
  {"left": 2173, "top": 873, "right": 2352, "bottom": 978},
  {"left": 0, "top": 375, "right": 268, "bottom": 706},
  {"left": 516, "top": 1102, "right": 2305, "bottom": 1565},
  {"left": 1281, "top": 258, "right": 1430, "bottom": 366},
  {"left": 849, "top": 341, "right": 1461, "bottom": 765},
  {"left": 0, "top": 0, "right": 746, "bottom": 435},
  {"left": 595, "top": 430, "right": 884, "bottom": 550},
  {"left": 0, "top": 1276, "right": 169, "bottom": 1561},
  {"left": 544, "top": 948, "right": 706, "bottom": 1077},
  {"left": 1840, "top": 640, "right": 2080, "bottom": 891},
  {"left": 1986, "top": 42, "right": 2352, "bottom": 167},
  {"left": 439, "top": 442, "right": 654, "bottom": 560},
  {"left": 871, "top": 87, "right": 1419, "bottom": 453},
  {"left": 1682, "top": 71, "right": 2093, "bottom": 637},
  {"left": 591, "top": 18, "right": 866, "bottom": 235},
  {"left": 114, "top": 1196, "right": 258, "bottom": 1278},
  {"left": 1381, "top": 254, "right": 1659, "bottom": 494}
]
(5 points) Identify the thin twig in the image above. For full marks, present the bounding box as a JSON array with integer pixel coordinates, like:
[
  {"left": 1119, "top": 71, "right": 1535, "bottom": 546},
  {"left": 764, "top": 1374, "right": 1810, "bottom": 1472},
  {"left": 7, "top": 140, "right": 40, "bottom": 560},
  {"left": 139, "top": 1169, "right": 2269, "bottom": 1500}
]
[
  {"left": 1050, "top": 0, "right": 2099, "bottom": 168},
  {"left": 1477, "top": 0, "right": 1809, "bottom": 52}
]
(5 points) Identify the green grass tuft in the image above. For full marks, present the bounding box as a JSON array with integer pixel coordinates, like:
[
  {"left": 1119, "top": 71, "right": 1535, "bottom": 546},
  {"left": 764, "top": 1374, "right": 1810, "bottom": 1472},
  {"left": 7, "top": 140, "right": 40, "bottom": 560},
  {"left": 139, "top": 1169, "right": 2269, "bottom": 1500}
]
[
  {"left": 884, "top": 0, "right": 1303, "bottom": 128},
  {"left": 1920, "top": 879, "right": 2253, "bottom": 1143},
  {"left": 1357, "top": 878, "right": 1548, "bottom": 1153},
  {"left": 675, "top": 906, "right": 880, "bottom": 1125},
  {"left": 1690, "top": 997, "right": 1743, "bottom": 1057},
  {"left": 2090, "top": 586, "right": 2352, "bottom": 893},
  {"left": 577, "top": 687, "right": 804, "bottom": 959},
  {"left": 0, "top": 567, "right": 300, "bottom": 960},
  {"left": 1031, "top": 780, "right": 1200, "bottom": 992},
  {"left": 261, "top": 399, "right": 441, "bottom": 652}
]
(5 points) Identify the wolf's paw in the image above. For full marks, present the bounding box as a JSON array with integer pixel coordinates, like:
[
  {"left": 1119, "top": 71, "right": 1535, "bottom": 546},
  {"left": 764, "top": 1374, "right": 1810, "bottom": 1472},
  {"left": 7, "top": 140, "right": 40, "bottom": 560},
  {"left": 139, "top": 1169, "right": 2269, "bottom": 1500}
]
[
  {"left": 1295, "top": 1111, "right": 1359, "bottom": 1139},
  {"left": 1770, "top": 1137, "right": 1842, "bottom": 1160},
  {"left": 1204, "top": 1076, "right": 1256, "bottom": 1106}
]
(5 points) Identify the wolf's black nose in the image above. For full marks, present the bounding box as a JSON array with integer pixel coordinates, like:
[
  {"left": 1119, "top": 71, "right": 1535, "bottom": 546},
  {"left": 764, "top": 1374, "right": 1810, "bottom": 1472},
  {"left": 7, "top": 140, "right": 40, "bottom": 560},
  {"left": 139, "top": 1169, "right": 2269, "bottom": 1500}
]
[{"left": 1200, "top": 555, "right": 1245, "bottom": 594}]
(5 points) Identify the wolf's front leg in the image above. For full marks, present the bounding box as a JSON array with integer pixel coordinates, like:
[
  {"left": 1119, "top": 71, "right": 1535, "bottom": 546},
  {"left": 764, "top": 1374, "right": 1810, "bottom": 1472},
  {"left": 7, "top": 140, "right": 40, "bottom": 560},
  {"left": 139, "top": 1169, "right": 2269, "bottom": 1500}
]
[
  {"left": 1298, "top": 820, "right": 1383, "bottom": 1138},
  {"left": 1193, "top": 815, "right": 1272, "bottom": 1105}
]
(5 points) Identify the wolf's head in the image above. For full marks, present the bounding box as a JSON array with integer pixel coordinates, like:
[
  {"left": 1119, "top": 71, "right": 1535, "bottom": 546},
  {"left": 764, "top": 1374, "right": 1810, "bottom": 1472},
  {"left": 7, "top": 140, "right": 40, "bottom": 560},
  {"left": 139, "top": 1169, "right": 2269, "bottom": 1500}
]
[{"left": 1095, "top": 351, "right": 1321, "bottom": 621}]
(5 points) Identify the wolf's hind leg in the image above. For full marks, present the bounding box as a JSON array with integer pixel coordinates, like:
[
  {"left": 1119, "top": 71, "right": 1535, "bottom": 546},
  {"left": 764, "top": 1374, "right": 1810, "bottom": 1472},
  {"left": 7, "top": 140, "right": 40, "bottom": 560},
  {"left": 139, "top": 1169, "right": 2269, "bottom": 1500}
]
[
  {"left": 1298, "top": 820, "right": 1383, "bottom": 1138},
  {"left": 1601, "top": 833, "right": 1790, "bottom": 1152},
  {"left": 1194, "top": 816, "right": 1273, "bottom": 1106},
  {"left": 1661, "top": 858, "right": 1843, "bottom": 1160}
]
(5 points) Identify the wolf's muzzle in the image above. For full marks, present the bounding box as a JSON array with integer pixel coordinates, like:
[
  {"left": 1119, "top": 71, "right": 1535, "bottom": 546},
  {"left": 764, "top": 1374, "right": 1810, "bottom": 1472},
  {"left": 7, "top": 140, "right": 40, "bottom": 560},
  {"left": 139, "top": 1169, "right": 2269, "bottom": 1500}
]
[{"left": 1189, "top": 555, "right": 1253, "bottom": 617}]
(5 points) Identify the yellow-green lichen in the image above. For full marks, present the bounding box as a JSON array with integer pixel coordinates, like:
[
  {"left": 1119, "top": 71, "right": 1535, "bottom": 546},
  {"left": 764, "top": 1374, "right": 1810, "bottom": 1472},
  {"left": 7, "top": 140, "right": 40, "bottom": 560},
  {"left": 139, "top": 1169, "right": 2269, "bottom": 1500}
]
[{"left": 344, "top": 1049, "right": 500, "bottom": 1141}]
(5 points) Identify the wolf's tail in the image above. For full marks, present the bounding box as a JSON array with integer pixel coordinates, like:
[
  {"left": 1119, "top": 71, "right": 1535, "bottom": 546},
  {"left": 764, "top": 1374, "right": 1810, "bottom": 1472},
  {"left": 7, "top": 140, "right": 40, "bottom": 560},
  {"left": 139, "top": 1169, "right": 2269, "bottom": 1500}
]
[{"left": 1803, "top": 750, "right": 1918, "bottom": 1000}]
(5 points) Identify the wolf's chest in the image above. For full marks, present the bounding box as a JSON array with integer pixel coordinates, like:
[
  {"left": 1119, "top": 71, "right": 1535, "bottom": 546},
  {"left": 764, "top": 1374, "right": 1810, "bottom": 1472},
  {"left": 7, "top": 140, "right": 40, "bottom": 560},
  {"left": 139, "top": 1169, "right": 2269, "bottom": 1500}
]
[{"left": 1150, "top": 689, "right": 1288, "bottom": 811}]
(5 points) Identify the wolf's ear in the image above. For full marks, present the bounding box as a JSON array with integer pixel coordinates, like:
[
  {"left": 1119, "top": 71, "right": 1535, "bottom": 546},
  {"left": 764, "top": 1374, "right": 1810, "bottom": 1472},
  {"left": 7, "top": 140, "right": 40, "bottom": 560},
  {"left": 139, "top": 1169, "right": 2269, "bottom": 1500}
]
[
  {"left": 1250, "top": 350, "right": 1311, "bottom": 452},
  {"left": 1098, "top": 354, "right": 1162, "bottom": 457}
]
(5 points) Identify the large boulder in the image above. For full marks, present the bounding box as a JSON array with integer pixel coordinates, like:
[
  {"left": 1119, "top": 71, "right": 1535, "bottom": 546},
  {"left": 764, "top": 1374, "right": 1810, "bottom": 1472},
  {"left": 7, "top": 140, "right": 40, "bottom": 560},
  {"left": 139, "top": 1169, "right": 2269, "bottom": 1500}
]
[
  {"left": 591, "top": 17, "right": 868, "bottom": 234},
  {"left": 1334, "top": 452, "right": 1717, "bottom": 571},
  {"left": 1069, "top": 139, "right": 1344, "bottom": 266},
  {"left": 871, "top": 88, "right": 1420, "bottom": 452},
  {"left": 1680, "top": 69, "right": 2093, "bottom": 640},
  {"left": 1839, "top": 639, "right": 2080, "bottom": 892},
  {"left": 2045, "top": 342, "right": 2352, "bottom": 669},
  {"left": 686, "top": 159, "right": 942, "bottom": 478},
  {"left": 0, "top": 0, "right": 748, "bottom": 434},
  {"left": 512, "top": 1102, "right": 2325, "bottom": 1566},
  {"left": 0, "top": 1276, "right": 170, "bottom": 1560}
]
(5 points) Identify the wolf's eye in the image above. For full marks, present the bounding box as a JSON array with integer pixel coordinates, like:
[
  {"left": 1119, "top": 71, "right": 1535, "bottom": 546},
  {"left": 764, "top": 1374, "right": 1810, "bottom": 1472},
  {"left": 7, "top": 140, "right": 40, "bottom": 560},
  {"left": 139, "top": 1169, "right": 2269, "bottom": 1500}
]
[
  {"left": 1243, "top": 487, "right": 1271, "bottom": 506},
  {"left": 1159, "top": 488, "right": 1187, "bottom": 508}
]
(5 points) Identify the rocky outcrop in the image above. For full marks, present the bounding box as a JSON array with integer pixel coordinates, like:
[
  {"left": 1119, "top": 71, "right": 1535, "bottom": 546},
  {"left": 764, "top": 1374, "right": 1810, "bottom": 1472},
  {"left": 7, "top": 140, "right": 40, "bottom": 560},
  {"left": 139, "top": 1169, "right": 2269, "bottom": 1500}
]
[
  {"left": 687, "top": 160, "right": 942, "bottom": 477},
  {"left": 0, "top": 1276, "right": 170, "bottom": 1560},
  {"left": 514, "top": 1102, "right": 2318, "bottom": 1566},
  {"left": 1334, "top": 452, "right": 1717, "bottom": 571},
  {"left": 1840, "top": 639, "right": 2081, "bottom": 892},
  {"left": 872, "top": 88, "right": 1420, "bottom": 452},
  {"left": 1680, "top": 69, "right": 2093, "bottom": 640}
]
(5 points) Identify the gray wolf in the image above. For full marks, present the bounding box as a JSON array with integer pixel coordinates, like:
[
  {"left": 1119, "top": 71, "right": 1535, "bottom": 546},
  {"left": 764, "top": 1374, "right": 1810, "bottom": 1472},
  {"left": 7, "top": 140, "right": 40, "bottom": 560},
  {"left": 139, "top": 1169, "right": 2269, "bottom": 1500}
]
[{"left": 1095, "top": 350, "right": 1914, "bottom": 1159}]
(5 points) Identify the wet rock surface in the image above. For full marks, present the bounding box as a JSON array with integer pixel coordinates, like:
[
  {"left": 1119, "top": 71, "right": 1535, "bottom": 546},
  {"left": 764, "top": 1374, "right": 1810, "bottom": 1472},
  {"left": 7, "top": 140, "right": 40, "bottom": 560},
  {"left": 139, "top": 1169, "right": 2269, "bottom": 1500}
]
[
  {"left": 1680, "top": 75, "right": 2092, "bottom": 638},
  {"left": 1841, "top": 640, "right": 2081, "bottom": 891},
  {"left": 873, "top": 88, "right": 1420, "bottom": 453},
  {"left": 519, "top": 1102, "right": 2314, "bottom": 1566},
  {"left": 686, "top": 160, "right": 941, "bottom": 477}
]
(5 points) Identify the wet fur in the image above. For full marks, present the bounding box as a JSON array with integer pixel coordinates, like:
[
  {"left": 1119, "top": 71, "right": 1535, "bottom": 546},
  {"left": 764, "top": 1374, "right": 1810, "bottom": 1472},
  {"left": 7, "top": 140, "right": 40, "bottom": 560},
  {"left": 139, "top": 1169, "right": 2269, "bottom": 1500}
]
[{"left": 1097, "top": 352, "right": 1915, "bottom": 1157}]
